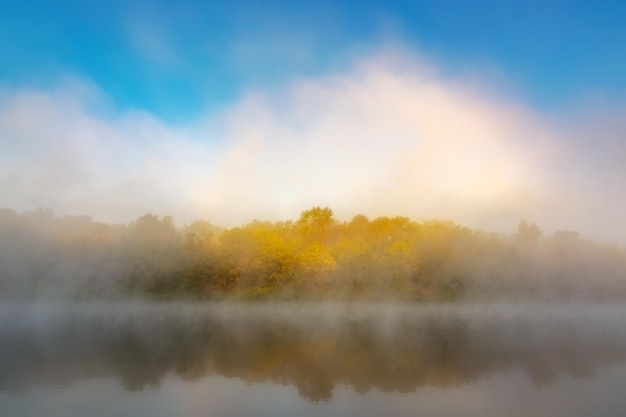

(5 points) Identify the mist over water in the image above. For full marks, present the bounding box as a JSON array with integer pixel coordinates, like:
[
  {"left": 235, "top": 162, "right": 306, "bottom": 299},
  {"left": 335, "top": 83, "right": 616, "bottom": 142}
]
[
  {"left": 2, "top": 2, "right": 626, "bottom": 416},
  {"left": 2, "top": 302, "right": 626, "bottom": 416}
]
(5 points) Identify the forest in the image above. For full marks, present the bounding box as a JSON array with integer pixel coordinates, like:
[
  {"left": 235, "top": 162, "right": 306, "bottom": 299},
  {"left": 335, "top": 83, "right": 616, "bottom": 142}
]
[{"left": 0, "top": 206, "right": 625, "bottom": 300}]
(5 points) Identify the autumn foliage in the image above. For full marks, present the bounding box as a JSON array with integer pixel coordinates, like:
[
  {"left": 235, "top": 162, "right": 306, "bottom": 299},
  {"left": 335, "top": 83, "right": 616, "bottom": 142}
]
[{"left": 0, "top": 207, "right": 625, "bottom": 300}]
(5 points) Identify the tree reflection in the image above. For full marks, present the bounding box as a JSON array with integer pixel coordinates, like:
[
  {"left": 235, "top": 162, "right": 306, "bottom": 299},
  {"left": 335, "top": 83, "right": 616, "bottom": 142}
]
[{"left": 1, "top": 303, "right": 625, "bottom": 402}]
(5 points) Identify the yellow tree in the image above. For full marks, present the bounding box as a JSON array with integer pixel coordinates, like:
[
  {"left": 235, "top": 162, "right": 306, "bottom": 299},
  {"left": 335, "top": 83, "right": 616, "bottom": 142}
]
[{"left": 297, "top": 207, "right": 334, "bottom": 243}]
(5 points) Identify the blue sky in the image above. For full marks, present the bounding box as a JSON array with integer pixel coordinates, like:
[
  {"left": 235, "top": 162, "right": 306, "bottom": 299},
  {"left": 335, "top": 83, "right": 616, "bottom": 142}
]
[
  {"left": 1, "top": 0, "right": 626, "bottom": 241},
  {"left": 1, "top": 0, "right": 625, "bottom": 122}
]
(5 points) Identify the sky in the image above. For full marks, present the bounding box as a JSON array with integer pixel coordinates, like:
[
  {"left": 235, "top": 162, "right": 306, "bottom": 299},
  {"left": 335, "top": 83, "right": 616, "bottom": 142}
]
[{"left": 1, "top": 0, "right": 626, "bottom": 242}]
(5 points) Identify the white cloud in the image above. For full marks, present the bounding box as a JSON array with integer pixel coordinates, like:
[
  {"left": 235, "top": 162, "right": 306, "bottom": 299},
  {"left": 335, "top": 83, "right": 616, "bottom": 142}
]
[{"left": 0, "top": 49, "right": 624, "bottom": 242}]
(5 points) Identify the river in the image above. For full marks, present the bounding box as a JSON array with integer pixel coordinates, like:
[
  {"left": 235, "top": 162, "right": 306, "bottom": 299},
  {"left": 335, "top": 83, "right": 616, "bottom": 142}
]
[{"left": 1, "top": 302, "right": 625, "bottom": 416}]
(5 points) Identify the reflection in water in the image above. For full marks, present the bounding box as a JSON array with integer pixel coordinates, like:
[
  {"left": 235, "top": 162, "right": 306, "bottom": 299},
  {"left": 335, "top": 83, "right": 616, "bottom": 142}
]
[{"left": 1, "top": 302, "right": 626, "bottom": 403}]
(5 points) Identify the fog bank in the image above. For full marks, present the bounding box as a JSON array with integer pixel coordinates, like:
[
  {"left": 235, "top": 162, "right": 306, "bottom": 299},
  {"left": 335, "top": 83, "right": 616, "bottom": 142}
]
[{"left": 1, "top": 48, "right": 625, "bottom": 242}]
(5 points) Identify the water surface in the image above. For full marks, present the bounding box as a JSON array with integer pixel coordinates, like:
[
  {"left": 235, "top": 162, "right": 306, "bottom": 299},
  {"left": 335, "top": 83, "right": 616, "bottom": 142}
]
[{"left": 1, "top": 302, "right": 625, "bottom": 416}]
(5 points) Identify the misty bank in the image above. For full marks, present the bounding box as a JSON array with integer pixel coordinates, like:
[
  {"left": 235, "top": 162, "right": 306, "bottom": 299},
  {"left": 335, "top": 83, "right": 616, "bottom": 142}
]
[{"left": 1, "top": 207, "right": 625, "bottom": 301}]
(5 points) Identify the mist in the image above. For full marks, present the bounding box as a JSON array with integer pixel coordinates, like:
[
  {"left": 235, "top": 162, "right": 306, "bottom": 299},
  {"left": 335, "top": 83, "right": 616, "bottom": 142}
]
[
  {"left": 2, "top": 49, "right": 626, "bottom": 302},
  {"left": 1, "top": 48, "right": 625, "bottom": 243},
  {"left": 3, "top": 1, "right": 626, "bottom": 415}
]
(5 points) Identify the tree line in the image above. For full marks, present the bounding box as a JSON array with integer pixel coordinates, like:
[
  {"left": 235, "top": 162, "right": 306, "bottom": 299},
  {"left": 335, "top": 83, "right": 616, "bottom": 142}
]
[{"left": 0, "top": 206, "right": 625, "bottom": 300}]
